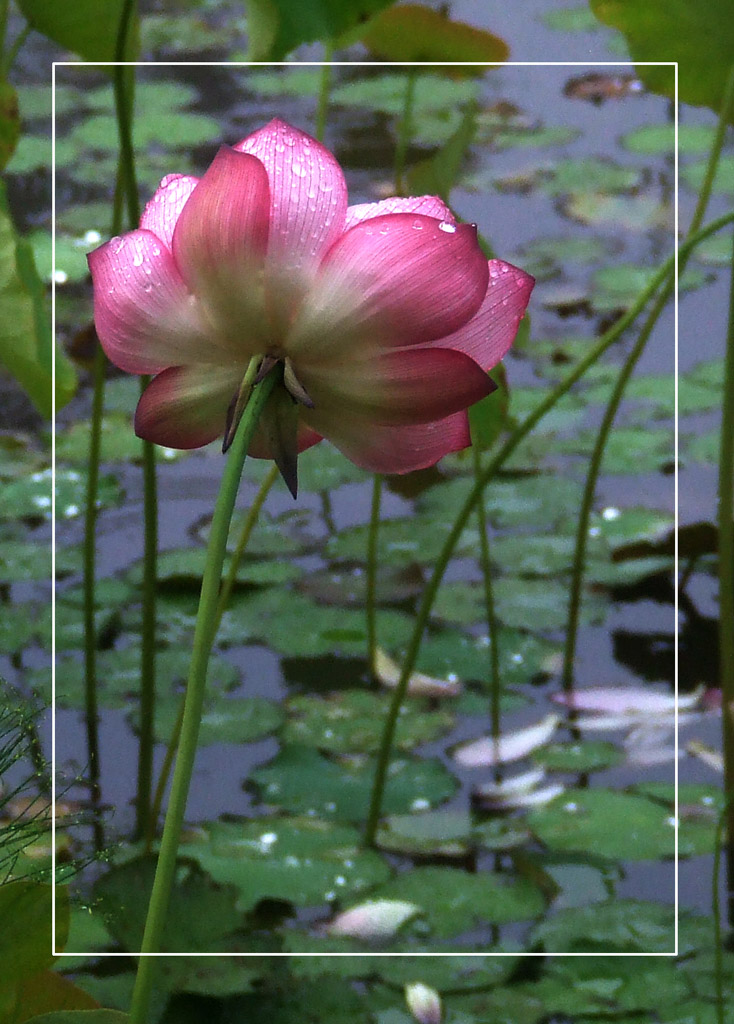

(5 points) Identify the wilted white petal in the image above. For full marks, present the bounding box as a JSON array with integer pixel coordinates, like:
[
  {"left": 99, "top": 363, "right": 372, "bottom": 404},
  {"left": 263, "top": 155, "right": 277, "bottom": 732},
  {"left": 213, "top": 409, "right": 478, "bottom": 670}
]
[
  {"left": 375, "top": 647, "right": 462, "bottom": 698},
  {"left": 552, "top": 684, "right": 703, "bottom": 715},
  {"left": 406, "top": 983, "right": 442, "bottom": 1024},
  {"left": 475, "top": 781, "right": 565, "bottom": 809},
  {"left": 327, "top": 899, "right": 420, "bottom": 938},
  {"left": 575, "top": 710, "right": 702, "bottom": 732},
  {"left": 624, "top": 725, "right": 679, "bottom": 765},
  {"left": 472, "top": 766, "right": 547, "bottom": 798},
  {"left": 686, "top": 740, "right": 724, "bottom": 773},
  {"left": 453, "top": 714, "right": 560, "bottom": 768}
]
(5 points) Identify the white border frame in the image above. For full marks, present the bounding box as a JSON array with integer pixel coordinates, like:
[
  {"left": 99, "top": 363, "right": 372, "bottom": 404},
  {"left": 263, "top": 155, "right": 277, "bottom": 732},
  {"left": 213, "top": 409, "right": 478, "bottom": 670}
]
[{"left": 51, "top": 58, "right": 679, "bottom": 958}]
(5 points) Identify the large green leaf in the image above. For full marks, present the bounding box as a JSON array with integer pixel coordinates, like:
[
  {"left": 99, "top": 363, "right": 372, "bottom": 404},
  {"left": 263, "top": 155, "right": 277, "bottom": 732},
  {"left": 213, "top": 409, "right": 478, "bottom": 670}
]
[
  {"left": 0, "top": 183, "right": 76, "bottom": 417},
  {"left": 359, "top": 4, "right": 509, "bottom": 67},
  {"left": 590, "top": 0, "right": 734, "bottom": 118},
  {"left": 18, "top": 0, "right": 137, "bottom": 62},
  {"left": 0, "top": 880, "right": 68, "bottom": 995},
  {"left": 244, "top": 0, "right": 394, "bottom": 59},
  {"left": 23, "top": 1014, "right": 129, "bottom": 1024}
]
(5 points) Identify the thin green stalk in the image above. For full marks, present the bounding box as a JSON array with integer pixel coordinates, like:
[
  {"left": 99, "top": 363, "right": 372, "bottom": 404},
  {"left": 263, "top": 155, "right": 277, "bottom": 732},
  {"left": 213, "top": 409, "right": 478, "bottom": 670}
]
[
  {"left": 719, "top": 224, "right": 734, "bottom": 927},
  {"left": 1, "top": 24, "right": 30, "bottom": 77},
  {"left": 366, "top": 474, "right": 383, "bottom": 683},
  {"left": 136, "top": 388, "right": 157, "bottom": 839},
  {"left": 0, "top": 0, "right": 8, "bottom": 53},
  {"left": 130, "top": 362, "right": 276, "bottom": 1024},
  {"left": 561, "top": 74, "right": 734, "bottom": 696},
  {"left": 314, "top": 46, "right": 333, "bottom": 143},
  {"left": 562, "top": 276, "right": 673, "bottom": 693},
  {"left": 394, "top": 71, "right": 417, "bottom": 196},
  {"left": 713, "top": 794, "right": 734, "bottom": 1024},
  {"left": 363, "top": 210, "right": 734, "bottom": 844},
  {"left": 82, "top": 344, "right": 105, "bottom": 853},
  {"left": 471, "top": 441, "right": 501, "bottom": 776}
]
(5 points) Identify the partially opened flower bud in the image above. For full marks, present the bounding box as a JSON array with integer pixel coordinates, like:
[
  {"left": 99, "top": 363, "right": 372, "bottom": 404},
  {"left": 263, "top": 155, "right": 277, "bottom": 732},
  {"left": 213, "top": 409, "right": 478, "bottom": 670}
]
[{"left": 405, "top": 982, "right": 442, "bottom": 1024}]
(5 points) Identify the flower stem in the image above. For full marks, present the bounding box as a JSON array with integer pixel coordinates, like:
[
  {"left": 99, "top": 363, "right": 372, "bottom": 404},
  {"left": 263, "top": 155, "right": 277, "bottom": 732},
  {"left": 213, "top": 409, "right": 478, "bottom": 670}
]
[
  {"left": 714, "top": 794, "right": 734, "bottom": 1024},
  {"left": 364, "top": 211, "right": 734, "bottom": 845},
  {"left": 471, "top": 441, "right": 502, "bottom": 778},
  {"left": 82, "top": 313, "right": 106, "bottom": 856},
  {"left": 129, "top": 361, "right": 275, "bottom": 1023},
  {"left": 719, "top": 222, "right": 734, "bottom": 927},
  {"left": 366, "top": 474, "right": 383, "bottom": 683}
]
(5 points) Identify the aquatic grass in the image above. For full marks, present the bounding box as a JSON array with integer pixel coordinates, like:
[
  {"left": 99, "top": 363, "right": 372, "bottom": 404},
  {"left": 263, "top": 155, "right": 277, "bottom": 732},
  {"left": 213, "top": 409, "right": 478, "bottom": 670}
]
[{"left": 364, "top": 209, "right": 734, "bottom": 844}]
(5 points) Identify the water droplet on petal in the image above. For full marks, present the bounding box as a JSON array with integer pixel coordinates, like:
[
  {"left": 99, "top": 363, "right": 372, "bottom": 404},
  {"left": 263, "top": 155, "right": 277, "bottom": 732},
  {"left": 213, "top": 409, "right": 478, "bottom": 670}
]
[
  {"left": 292, "top": 162, "right": 307, "bottom": 178},
  {"left": 411, "top": 219, "right": 423, "bottom": 230},
  {"left": 110, "top": 236, "right": 124, "bottom": 254},
  {"left": 132, "top": 251, "right": 144, "bottom": 268},
  {"left": 438, "top": 221, "right": 456, "bottom": 233}
]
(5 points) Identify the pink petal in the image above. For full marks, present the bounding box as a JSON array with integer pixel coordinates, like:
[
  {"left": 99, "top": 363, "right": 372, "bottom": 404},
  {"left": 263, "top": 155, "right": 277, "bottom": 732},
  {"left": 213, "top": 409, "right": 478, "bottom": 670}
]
[
  {"left": 301, "top": 408, "right": 473, "bottom": 474},
  {"left": 88, "top": 229, "right": 215, "bottom": 375},
  {"left": 290, "top": 214, "right": 489, "bottom": 359},
  {"left": 302, "top": 346, "right": 494, "bottom": 426},
  {"left": 345, "top": 195, "right": 455, "bottom": 230},
  {"left": 134, "top": 364, "right": 241, "bottom": 449},
  {"left": 234, "top": 118, "right": 348, "bottom": 273},
  {"left": 139, "top": 173, "right": 199, "bottom": 251},
  {"left": 172, "top": 146, "right": 271, "bottom": 350},
  {"left": 551, "top": 686, "right": 701, "bottom": 715},
  {"left": 439, "top": 260, "right": 534, "bottom": 369}
]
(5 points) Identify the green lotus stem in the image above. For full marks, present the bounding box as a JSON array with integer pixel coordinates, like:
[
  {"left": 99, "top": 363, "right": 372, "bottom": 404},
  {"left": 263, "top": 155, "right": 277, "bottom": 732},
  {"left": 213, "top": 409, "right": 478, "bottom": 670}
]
[
  {"left": 719, "top": 224, "right": 734, "bottom": 926},
  {"left": 713, "top": 795, "right": 734, "bottom": 1024},
  {"left": 364, "top": 210, "right": 734, "bottom": 844},
  {"left": 130, "top": 360, "right": 276, "bottom": 1024},
  {"left": 471, "top": 441, "right": 502, "bottom": 778},
  {"left": 144, "top": 461, "right": 280, "bottom": 851},
  {"left": 82, "top": 343, "right": 105, "bottom": 854},
  {"left": 315, "top": 45, "right": 334, "bottom": 143},
  {"left": 366, "top": 474, "right": 383, "bottom": 683},
  {"left": 561, "top": 70, "right": 734, "bottom": 698}
]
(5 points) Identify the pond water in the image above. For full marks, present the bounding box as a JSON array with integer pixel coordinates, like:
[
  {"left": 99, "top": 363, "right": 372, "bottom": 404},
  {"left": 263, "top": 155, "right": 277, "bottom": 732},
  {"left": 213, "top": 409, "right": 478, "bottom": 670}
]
[{"left": 2, "top": 1, "right": 730, "bottom": 956}]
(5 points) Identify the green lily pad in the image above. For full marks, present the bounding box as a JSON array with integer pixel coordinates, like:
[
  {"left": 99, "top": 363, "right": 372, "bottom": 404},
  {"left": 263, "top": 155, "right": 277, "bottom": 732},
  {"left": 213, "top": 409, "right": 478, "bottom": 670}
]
[
  {"left": 42, "top": 577, "right": 131, "bottom": 650},
  {"left": 297, "top": 440, "right": 370, "bottom": 490},
  {"left": 0, "top": 466, "right": 121, "bottom": 520},
  {"left": 564, "top": 193, "right": 669, "bottom": 230},
  {"left": 555, "top": 426, "right": 674, "bottom": 474},
  {"left": 474, "top": 818, "right": 533, "bottom": 851},
  {"left": 376, "top": 809, "right": 473, "bottom": 857},
  {"left": 283, "top": 690, "right": 453, "bottom": 753},
  {"left": 374, "top": 865, "right": 545, "bottom": 937},
  {"left": 532, "top": 740, "right": 623, "bottom": 773},
  {"left": 249, "top": 745, "right": 457, "bottom": 823},
  {"left": 693, "top": 233, "right": 733, "bottom": 266},
  {"left": 530, "top": 898, "right": 675, "bottom": 952},
  {"left": 409, "top": 627, "right": 559, "bottom": 687},
  {"left": 326, "top": 516, "right": 481, "bottom": 567},
  {"left": 0, "top": 603, "right": 38, "bottom": 653},
  {"left": 198, "top": 509, "right": 306, "bottom": 557},
  {"left": 70, "top": 110, "right": 222, "bottom": 153},
  {"left": 683, "top": 429, "right": 720, "bottom": 465},
  {"left": 298, "top": 564, "right": 423, "bottom": 607},
  {"left": 179, "top": 815, "right": 391, "bottom": 910},
  {"left": 127, "top": 546, "right": 302, "bottom": 589},
  {"left": 129, "top": 695, "right": 283, "bottom": 746},
  {"left": 543, "top": 158, "right": 643, "bottom": 196},
  {"left": 245, "top": 69, "right": 323, "bottom": 98},
  {"left": 86, "top": 80, "right": 201, "bottom": 113},
  {"left": 589, "top": 505, "right": 674, "bottom": 551},
  {"left": 515, "top": 235, "right": 611, "bottom": 278},
  {"left": 375, "top": 952, "right": 520, "bottom": 989},
  {"left": 528, "top": 788, "right": 677, "bottom": 860},
  {"left": 541, "top": 7, "right": 602, "bottom": 30},
  {"left": 622, "top": 124, "right": 715, "bottom": 155},
  {"left": 492, "top": 577, "right": 607, "bottom": 631},
  {"left": 681, "top": 155, "right": 734, "bottom": 194},
  {"left": 3, "top": 539, "right": 67, "bottom": 582},
  {"left": 55, "top": 416, "right": 186, "bottom": 464},
  {"left": 93, "top": 855, "right": 241, "bottom": 952}
]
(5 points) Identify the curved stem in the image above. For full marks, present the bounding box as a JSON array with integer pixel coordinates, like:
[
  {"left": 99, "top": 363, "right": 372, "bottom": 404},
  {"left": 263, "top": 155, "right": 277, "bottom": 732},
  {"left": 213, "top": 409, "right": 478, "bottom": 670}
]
[
  {"left": 129, "top": 362, "right": 276, "bottom": 1024},
  {"left": 82, "top": 346, "right": 105, "bottom": 854},
  {"left": 714, "top": 795, "right": 734, "bottom": 1024},
  {"left": 143, "top": 461, "right": 280, "bottom": 852},
  {"left": 719, "top": 225, "right": 734, "bottom": 927},
  {"left": 472, "top": 441, "right": 502, "bottom": 778},
  {"left": 366, "top": 474, "right": 383, "bottom": 683},
  {"left": 363, "top": 210, "right": 734, "bottom": 844}
]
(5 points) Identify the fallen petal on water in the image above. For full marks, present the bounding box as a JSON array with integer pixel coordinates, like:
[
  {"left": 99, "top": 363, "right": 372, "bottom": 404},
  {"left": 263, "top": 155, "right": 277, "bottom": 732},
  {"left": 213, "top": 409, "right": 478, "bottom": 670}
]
[
  {"left": 375, "top": 647, "right": 462, "bottom": 698},
  {"left": 327, "top": 898, "right": 420, "bottom": 938},
  {"left": 453, "top": 714, "right": 560, "bottom": 768}
]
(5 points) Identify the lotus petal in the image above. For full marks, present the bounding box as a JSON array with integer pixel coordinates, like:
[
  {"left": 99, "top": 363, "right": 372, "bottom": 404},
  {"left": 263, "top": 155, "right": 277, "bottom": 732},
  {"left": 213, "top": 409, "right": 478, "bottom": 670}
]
[
  {"left": 327, "top": 899, "right": 420, "bottom": 938},
  {"left": 375, "top": 648, "right": 462, "bottom": 698},
  {"left": 453, "top": 714, "right": 560, "bottom": 768}
]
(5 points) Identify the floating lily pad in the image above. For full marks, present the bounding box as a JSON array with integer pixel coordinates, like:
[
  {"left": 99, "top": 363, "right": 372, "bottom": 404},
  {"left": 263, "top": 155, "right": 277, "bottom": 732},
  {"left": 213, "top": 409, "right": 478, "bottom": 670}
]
[
  {"left": 542, "top": 158, "right": 643, "bottom": 196},
  {"left": 44, "top": 578, "right": 131, "bottom": 650},
  {"left": 249, "top": 745, "right": 457, "bottom": 822},
  {"left": 375, "top": 952, "right": 520, "bottom": 990},
  {"left": 245, "top": 69, "right": 323, "bottom": 98},
  {"left": 70, "top": 110, "right": 222, "bottom": 153},
  {"left": 376, "top": 809, "right": 473, "bottom": 857},
  {"left": 86, "top": 80, "right": 201, "bottom": 113},
  {"left": 298, "top": 564, "right": 422, "bottom": 607},
  {"left": 532, "top": 740, "right": 622, "bottom": 773},
  {"left": 528, "top": 788, "right": 677, "bottom": 860},
  {"left": 297, "top": 441, "right": 368, "bottom": 491},
  {"left": 0, "top": 467, "right": 121, "bottom": 520},
  {"left": 409, "top": 627, "right": 559, "bottom": 687},
  {"left": 4, "top": 539, "right": 68, "bottom": 582},
  {"left": 564, "top": 193, "right": 668, "bottom": 230},
  {"left": 681, "top": 155, "right": 734, "bottom": 194},
  {"left": 0, "top": 604, "right": 38, "bottom": 653},
  {"left": 178, "top": 815, "right": 391, "bottom": 910},
  {"left": 693, "top": 233, "right": 732, "bottom": 266},
  {"left": 493, "top": 577, "right": 606, "bottom": 631},
  {"left": 474, "top": 818, "right": 533, "bottom": 851},
  {"left": 589, "top": 506, "right": 674, "bottom": 551},
  {"left": 21, "top": 84, "right": 82, "bottom": 120},
  {"left": 622, "top": 124, "right": 714, "bottom": 155},
  {"left": 541, "top": 7, "right": 601, "bottom": 30},
  {"left": 326, "top": 516, "right": 480, "bottom": 566},
  {"left": 129, "top": 695, "right": 283, "bottom": 746},
  {"left": 555, "top": 426, "right": 674, "bottom": 474},
  {"left": 530, "top": 898, "right": 674, "bottom": 952},
  {"left": 592, "top": 263, "right": 706, "bottom": 312},
  {"left": 93, "top": 855, "right": 241, "bottom": 952},
  {"left": 373, "top": 866, "right": 545, "bottom": 937},
  {"left": 283, "top": 691, "right": 454, "bottom": 753},
  {"left": 683, "top": 429, "right": 720, "bottom": 465},
  {"left": 515, "top": 235, "right": 611, "bottom": 278},
  {"left": 56, "top": 416, "right": 186, "bottom": 464},
  {"left": 127, "top": 547, "right": 302, "bottom": 589},
  {"left": 492, "top": 125, "right": 581, "bottom": 149},
  {"left": 198, "top": 509, "right": 306, "bottom": 557}
]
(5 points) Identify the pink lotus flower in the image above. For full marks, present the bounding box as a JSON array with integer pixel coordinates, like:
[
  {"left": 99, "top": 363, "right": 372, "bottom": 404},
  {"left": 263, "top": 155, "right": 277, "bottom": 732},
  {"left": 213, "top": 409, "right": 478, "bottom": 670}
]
[{"left": 89, "top": 119, "right": 533, "bottom": 495}]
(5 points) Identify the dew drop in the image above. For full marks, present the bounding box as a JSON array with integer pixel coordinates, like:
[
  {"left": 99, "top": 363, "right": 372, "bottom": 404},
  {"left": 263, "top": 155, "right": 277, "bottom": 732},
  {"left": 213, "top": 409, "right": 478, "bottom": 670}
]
[
  {"left": 132, "top": 251, "right": 144, "bottom": 268},
  {"left": 438, "top": 221, "right": 456, "bottom": 233},
  {"left": 110, "top": 236, "right": 124, "bottom": 254},
  {"left": 292, "top": 162, "right": 307, "bottom": 178},
  {"left": 411, "top": 219, "right": 424, "bottom": 230}
]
